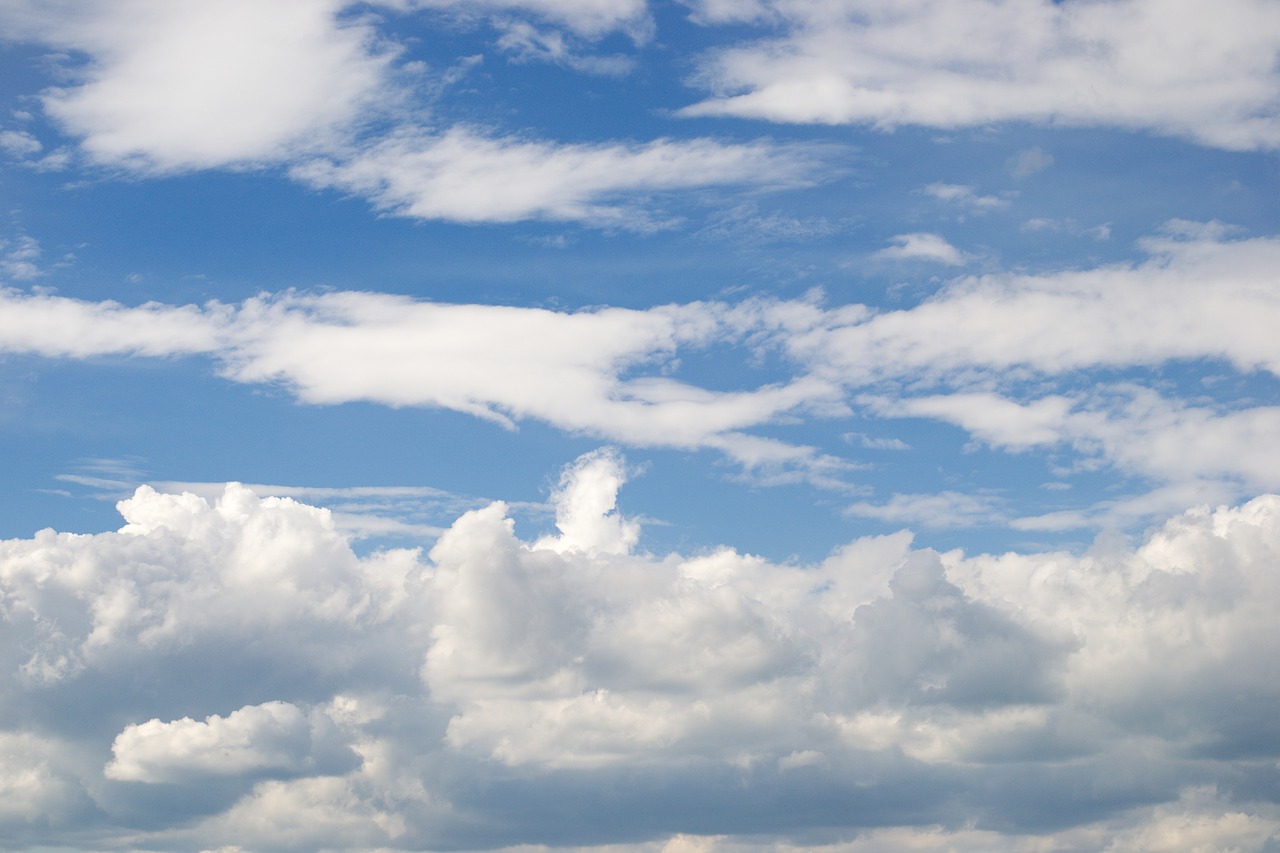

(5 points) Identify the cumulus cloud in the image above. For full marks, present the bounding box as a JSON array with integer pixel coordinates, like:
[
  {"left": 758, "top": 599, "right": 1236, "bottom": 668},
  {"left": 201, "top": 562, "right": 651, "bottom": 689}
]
[
  {"left": 680, "top": 0, "right": 1280, "bottom": 150},
  {"left": 105, "top": 701, "right": 351, "bottom": 783},
  {"left": 1, "top": 0, "right": 395, "bottom": 171},
  {"left": 3, "top": 452, "right": 1280, "bottom": 848},
  {"left": 532, "top": 447, "right": 639, "bottom": 555}
]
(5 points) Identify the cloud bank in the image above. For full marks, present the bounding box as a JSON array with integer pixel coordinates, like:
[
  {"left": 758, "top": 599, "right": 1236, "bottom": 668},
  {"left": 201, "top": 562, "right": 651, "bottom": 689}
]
[{"left": 2, "top": 451, "right": 1280, "bottom": 850}]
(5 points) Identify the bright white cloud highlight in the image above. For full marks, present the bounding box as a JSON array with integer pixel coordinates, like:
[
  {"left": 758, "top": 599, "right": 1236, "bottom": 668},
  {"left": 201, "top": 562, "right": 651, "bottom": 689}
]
[{"left": 681, "top": 0, "right": 1280, "bottom": 150}]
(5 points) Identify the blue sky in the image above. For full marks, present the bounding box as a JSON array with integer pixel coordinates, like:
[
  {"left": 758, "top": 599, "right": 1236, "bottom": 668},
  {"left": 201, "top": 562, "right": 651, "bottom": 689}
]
[{"left": 2, "top": 1, "right": 1280, "bottom": 851}]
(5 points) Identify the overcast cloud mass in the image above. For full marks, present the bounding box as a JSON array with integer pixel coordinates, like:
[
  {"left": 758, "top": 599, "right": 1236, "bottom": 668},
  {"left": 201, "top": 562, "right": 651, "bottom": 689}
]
[{"left": 1, "top": 1, "right": 1280, "bottom": 851}]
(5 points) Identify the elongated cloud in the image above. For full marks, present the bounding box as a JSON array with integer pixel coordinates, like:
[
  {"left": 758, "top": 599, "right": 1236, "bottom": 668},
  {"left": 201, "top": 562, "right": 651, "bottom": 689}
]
[
  {"left": 4, "top": 224, "right": 1280, "bottom": 500},
  {"left": 3, "top": 452, "right": 1280, "bottom": 849},
  {"left": 291, "top": 126, "right": 823, "bottom": 227},
  {"left": 682, "top": 0, "right": 1280, "bottom": 150},
  {"left": 788, "top": 223, "right": 1280, "bottom": 384},
  {"left": 1, "top": 220, "right": 1279, "bottom": 527}
]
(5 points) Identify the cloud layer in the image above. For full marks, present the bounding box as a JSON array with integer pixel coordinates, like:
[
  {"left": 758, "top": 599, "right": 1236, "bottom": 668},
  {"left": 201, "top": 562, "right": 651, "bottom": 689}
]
[
  {"left": 3, "top": 451, "right": 1280, "bottom": 850},
  {"left": 4, "top": 223, "right": 1280, "bottom": 513}
]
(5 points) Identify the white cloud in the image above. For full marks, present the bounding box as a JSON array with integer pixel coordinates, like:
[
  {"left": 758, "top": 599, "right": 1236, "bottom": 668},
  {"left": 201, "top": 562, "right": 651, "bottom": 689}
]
[
  {"left": 845, "top": 490, "right": 1004, "bottom": 529},
  {"left": 3, "top": 0, "right": 395, "bottom": 171},
  {"left": 105, "top": 701, "right": 328, "bottom": 783},
  {"left": 0, "top": 129, "right": 41, "bottom": 157},
  {"left": 6, "top": 224, "right": 1280, "bottom": 497},
  {"left": 0, "top": 1, "right": 821, "bottom": 224},
  {"left": 533, "top": 447, "right": 639, "bottom": 555},
  {"left": 0, "top": 288, "right": 228, "bottom": 357},
  {"left": 875, "top": 232, "right": 968, "bottom": 265},
  {"left": 5, "top": 454, "right": 1280, "bottom": 847},
  {"left": 0, "top": 236, "right": 43, "bottom": 280},
  {"left": 0, "top": 290, "right": 839, "bottom": 470},
  {"left": 681, "top": 0, "right": 1280, "bottom": 150},
  {"left": 867, "top": 392, "right": 1074, "bottom": 450},
  {"left": 872, "top": 386, "right": 1280, "bottom": 502},
  {"left": 922, "top": 182, "right": 1009, "bottom": 212},
  {"left": 291, "top": 126, "right": 824, "bottom": 227},
  {"left": 789, "top": 224, "right": 1280, "bottom": 385}
]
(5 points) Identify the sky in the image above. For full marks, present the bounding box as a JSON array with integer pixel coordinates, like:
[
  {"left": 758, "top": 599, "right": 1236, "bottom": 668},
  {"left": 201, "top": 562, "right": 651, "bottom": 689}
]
[{"left": 1, "top": 0, "right": 1280, "bottom": 850}]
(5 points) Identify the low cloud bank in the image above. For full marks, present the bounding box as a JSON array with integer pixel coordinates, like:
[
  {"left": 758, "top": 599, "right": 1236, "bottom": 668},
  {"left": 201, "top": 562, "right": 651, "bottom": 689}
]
[{"left": 2, "top": 450, "right": 1280, "bottom": 850}]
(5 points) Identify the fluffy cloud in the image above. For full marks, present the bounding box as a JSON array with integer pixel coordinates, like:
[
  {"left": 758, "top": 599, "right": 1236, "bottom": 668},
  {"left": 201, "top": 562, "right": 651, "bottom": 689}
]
[
  {"left": 105, "top": 701, "right": 353, "bottom": 784},
  {"left": 681, "top": 0, "right": 1280, "bottom": 150},
  {"left": 3, "top": 451, "right": 1280, "bottom": 849},
  {"left": 1, "top": 0, "right": 394, "bottom": 171}
]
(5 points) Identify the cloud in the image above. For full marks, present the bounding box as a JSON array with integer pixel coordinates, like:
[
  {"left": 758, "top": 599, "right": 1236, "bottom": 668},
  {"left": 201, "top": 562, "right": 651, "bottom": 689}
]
[
  {"left": 532, "top": 447, "right": 639, "bottom": 555},
  {"left": 922, "top": 182, "right": 1009, "bottom": 213},
  {"left": 0, "top": 236, "right": 43, "bottom": 280},
  {"left": 4, "top": 452, "right": 1280, "bottom": 847},
  {"left": 680, "top": 0, "right": 1280, "bottom": 150},
  {"left": 1007, "top": 145, "right": 1053, "bottom": 179},
  {"left": 0, "top": 289, "right": 228, "bottom": 357},
  {"left": 383, "top": 0, "right": 652, "bottom": 40},
  {"left": 105, "top": 701, "right": 349, "bottom": 783},
  {"left": 291, "top": 126, "right": 825, "bottom": 227},
  {"left": 3, "top": 0, "right": 395, "bottom": 171},
  {"left": 0, "top": 129, "right": 42, "bottom": 157},
  {"left": 0, "top": 289, "right": 847, "bottom": 479},
  {"left": 875, "top": 233, "right": 968, "bottom": 265},
  {"left": 789, "top": 224, "right": 1280, "bottom": 385},
  {"left": 0, "top": 1, "right": 824, "bottom": 226},
  {"left": 6, "top": 223, "right": 1280, "bottom": 500},
  {"left": 845, "top": 490, "right": 1005, "bottom": 529}
]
